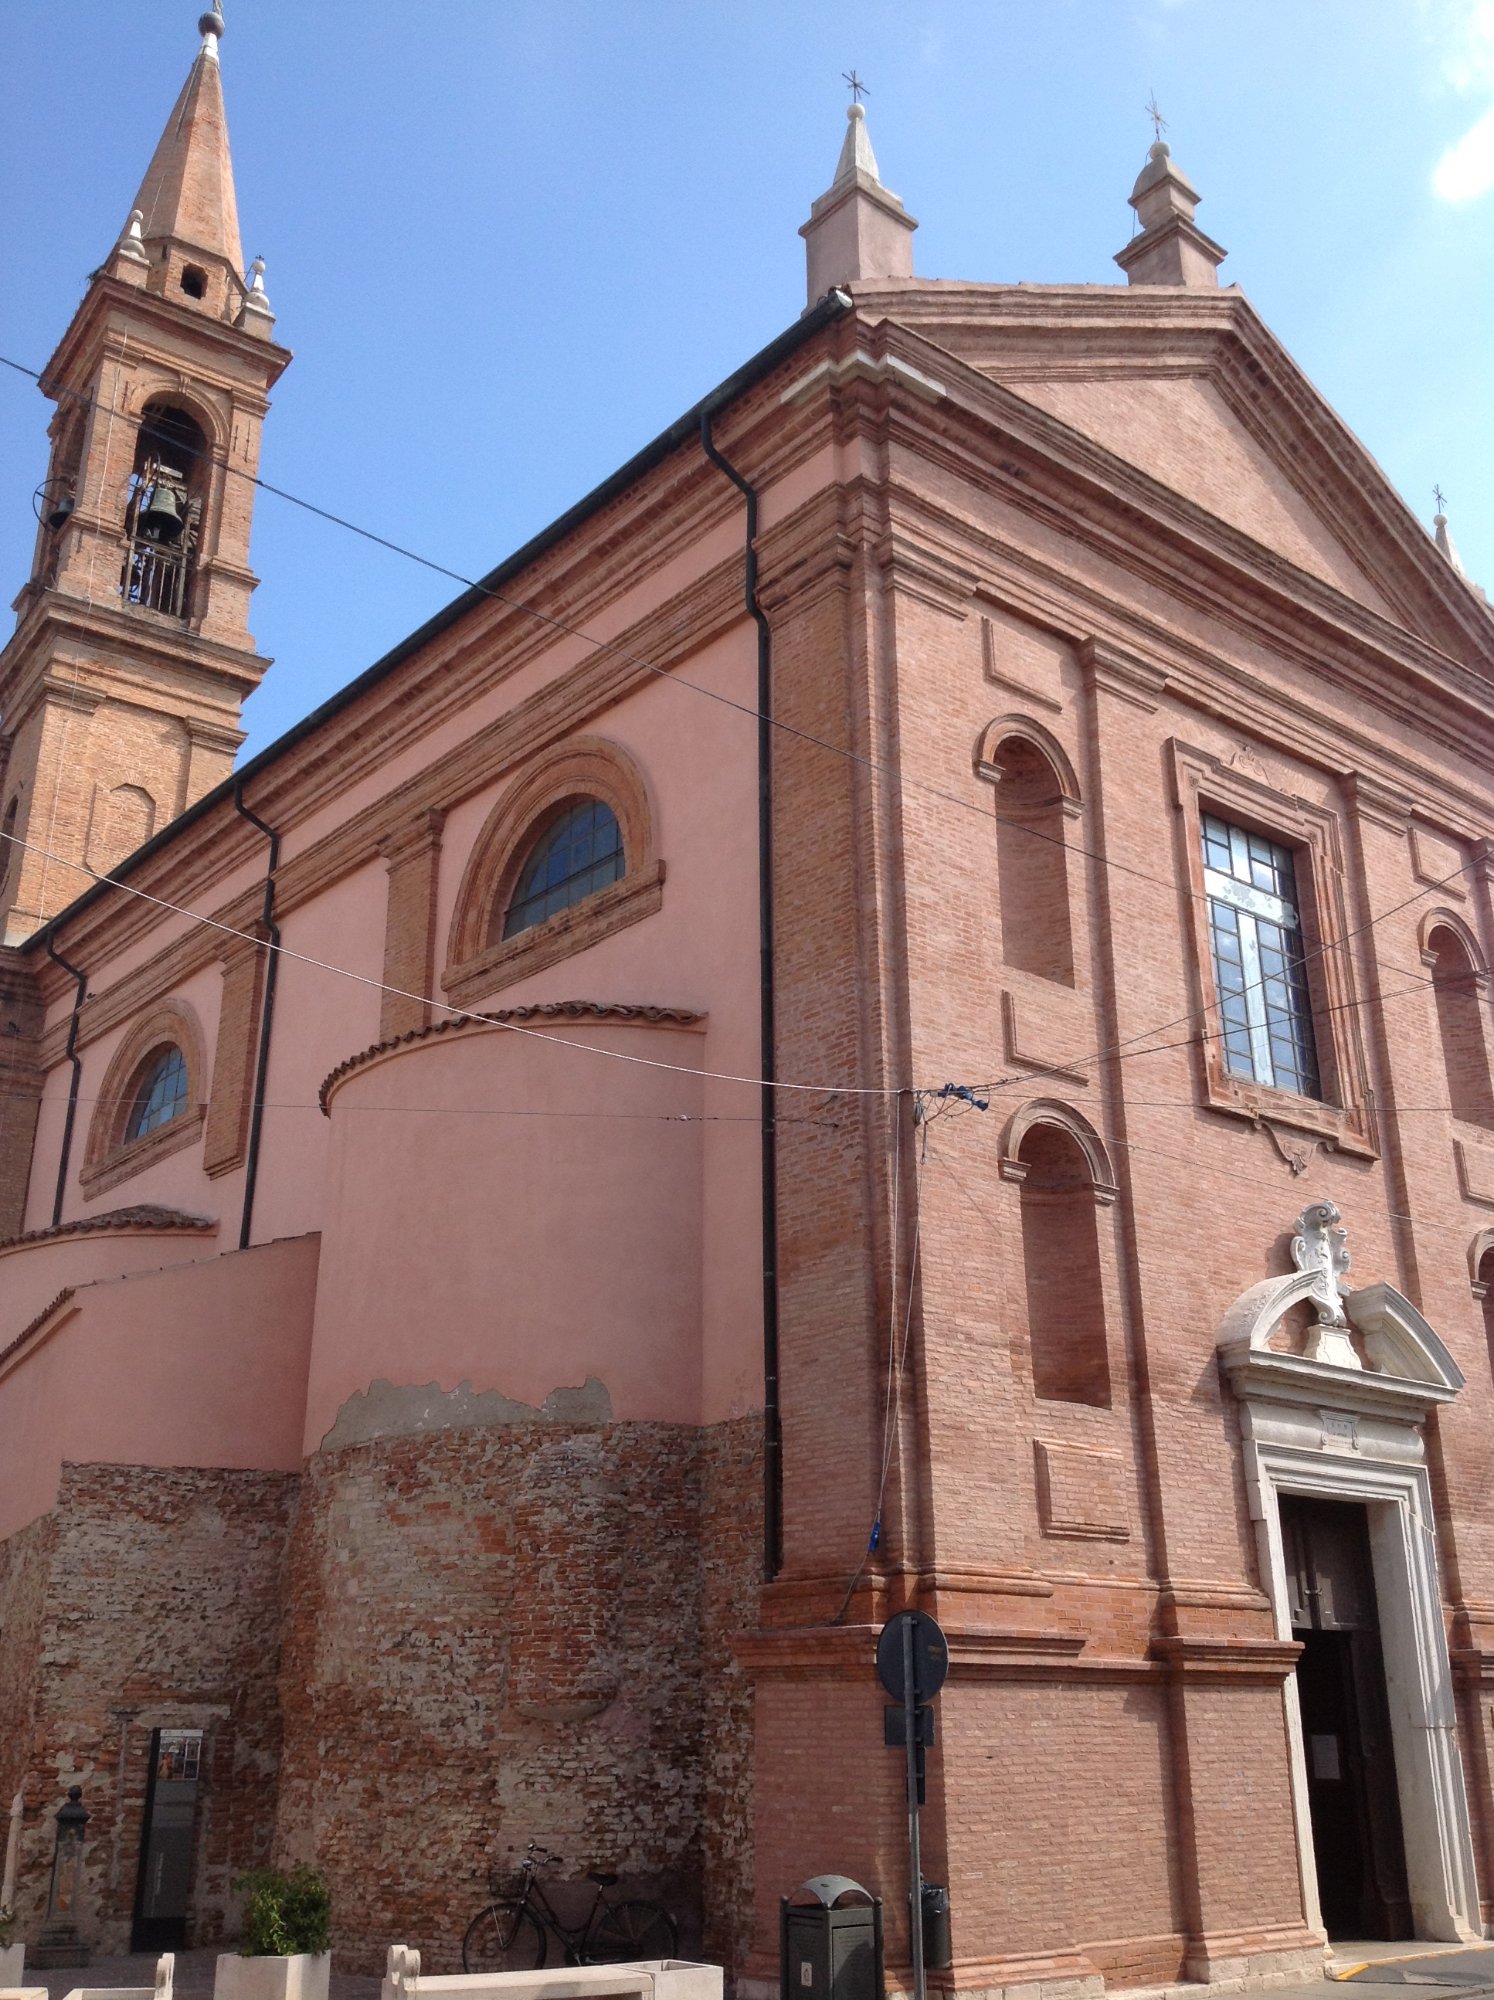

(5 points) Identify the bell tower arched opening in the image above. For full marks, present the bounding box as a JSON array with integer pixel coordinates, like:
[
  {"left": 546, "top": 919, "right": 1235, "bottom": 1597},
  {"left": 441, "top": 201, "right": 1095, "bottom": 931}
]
[{"left": 122, "top": 403, "right": 208, "bottom": 620}]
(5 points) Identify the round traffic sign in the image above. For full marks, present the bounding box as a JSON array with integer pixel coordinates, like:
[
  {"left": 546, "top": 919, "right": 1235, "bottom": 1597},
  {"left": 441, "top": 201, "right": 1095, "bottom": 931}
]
[{"left": 875, "top": 1609, "right": 950, "bottom": 1703}]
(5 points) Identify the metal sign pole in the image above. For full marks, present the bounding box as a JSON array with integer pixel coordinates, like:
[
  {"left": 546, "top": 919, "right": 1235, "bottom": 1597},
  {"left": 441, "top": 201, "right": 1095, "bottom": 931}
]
[{"left": 902, "top": 1615, "right": 925, "bottom": 2000}]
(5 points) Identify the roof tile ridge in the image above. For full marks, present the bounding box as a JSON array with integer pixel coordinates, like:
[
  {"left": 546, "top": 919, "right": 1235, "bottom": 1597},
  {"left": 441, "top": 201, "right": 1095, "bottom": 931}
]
[
  {"left": 0, "top": 1204, "right": 216, "bottom": 1254},
  {"left": 317, "top": 1000, "right": 705, "bottom": 1114}
]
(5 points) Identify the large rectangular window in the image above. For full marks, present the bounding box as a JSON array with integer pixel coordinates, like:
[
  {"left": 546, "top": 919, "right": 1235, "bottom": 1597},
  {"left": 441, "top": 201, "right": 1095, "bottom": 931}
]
[{"left": 1201, "top": 814, "right": 1320, "bottom": 1098}]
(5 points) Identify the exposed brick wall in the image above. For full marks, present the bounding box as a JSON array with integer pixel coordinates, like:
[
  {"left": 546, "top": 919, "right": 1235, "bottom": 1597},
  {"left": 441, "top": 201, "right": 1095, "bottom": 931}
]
[
  {"left": 0, "top": 946, "right": 43, "bottom": 1239},
  {"left": 378, "top": 811, "right": 445, "bottom": 1040},
  {"left": 699, "top": 1418, "right": 763, "bottom": 1975},
  {"left": 0, "top": 1512, "right": 55, "bottom": 1837},
  {"left": 274, "top": 1415, "right": 760, "bottom": 1978},
  {"left": 203, "top": 935, "right": 265, "bottom": 1177},
  {"left": 0, "top": 1464, "right": 295, "bottom": 1952}
]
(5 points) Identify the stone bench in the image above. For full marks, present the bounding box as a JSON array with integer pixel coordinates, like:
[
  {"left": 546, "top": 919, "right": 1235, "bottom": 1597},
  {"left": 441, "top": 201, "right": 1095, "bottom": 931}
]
[
  {"left": 381, "top": 1946, "right": 721, "bottom": 2000},
  {"left": 0, "top": 1955, "right": 177, "bottom": 2000},
  {"left": 59, "top": 1956, "right": 175, "bottom": 2000}
]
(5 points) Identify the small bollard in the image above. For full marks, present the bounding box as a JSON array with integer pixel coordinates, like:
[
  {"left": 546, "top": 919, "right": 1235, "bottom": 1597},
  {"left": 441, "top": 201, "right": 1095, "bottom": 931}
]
[{"left": 29, "top": 1785, "right": 92, "bottom": 1969}]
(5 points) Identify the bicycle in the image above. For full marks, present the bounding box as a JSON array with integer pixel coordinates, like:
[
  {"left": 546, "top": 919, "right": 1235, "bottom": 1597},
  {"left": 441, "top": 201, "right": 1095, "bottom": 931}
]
[{"left": 462, "top": 1842, "right": 678, "bottom": 1972}]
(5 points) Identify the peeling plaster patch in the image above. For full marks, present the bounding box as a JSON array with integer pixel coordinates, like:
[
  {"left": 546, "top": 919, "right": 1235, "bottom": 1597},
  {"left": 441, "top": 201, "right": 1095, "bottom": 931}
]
[{"left": 321, "top": 1375, "right": 613, "bottom": 1450}]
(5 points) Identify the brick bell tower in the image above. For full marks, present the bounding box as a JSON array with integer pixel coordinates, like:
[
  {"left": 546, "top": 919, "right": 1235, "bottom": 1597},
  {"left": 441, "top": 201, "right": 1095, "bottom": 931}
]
[{"left": 0, "top": 7, "right": 290, "bottom": 944}]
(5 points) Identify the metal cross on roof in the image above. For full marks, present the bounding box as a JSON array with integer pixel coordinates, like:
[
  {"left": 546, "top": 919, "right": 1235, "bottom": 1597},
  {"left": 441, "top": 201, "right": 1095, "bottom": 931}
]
[
  {"left": 1434, "top": 483, "right": 1448, "bottom": 515},
  {"left": 843, "top": 69, "right": 870, "bottom": 104},
  {"left": 1145, "top": 90, "right": 1168, "bottom": 142}
]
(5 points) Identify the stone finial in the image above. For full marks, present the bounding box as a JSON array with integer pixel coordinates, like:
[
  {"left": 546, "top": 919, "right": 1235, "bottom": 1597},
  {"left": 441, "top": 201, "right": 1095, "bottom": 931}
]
[
  {"left": 1434, "top": 509, "right": 1469, "bottom": 579},
  {"left": 1433, "top": 506, "right": 1490, "bottom": 603},
  {"left": 1113, "top": 138, "right": 1227, "bottom": 289},
  {"left": 800, "top": 101, "right": 917, "bottom": 307},
  {"left": 237, "top": 254, "right": 276, "bottom": 334},
  {"left": 116, "top": 209, "right": 149, "bottom": 265}
]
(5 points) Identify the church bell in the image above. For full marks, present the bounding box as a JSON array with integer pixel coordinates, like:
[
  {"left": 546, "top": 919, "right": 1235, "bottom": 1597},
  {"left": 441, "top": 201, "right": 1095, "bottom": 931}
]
[{"left": 140, "top": 482, "right": 186, "bottom": 543}]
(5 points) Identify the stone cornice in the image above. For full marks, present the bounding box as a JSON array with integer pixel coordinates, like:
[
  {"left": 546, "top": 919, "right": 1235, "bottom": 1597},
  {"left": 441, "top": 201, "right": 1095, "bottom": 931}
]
[
  {"left": 843, "top": 316, "right": 1494, "bottom": 727},
  {"left": 849, "top": 469, "right": 1494, "bottom": 833},
  {"left": 42, "top": 273, "right": 293, "bottom": 395},
  {"left": 884, "top": 322, "right": 1494, "bottom": 708},
  {"left": 0, "top": 584, "right": 270, "bottom": 713}
]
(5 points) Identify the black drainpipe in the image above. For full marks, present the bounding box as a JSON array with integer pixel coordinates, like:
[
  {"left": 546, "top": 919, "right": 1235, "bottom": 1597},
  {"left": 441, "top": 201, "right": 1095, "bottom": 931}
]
[
  {"left": 44, "top": 938, "right": 87, "bottom": 1229},
  {"left": 700, "top": 411, "right": 783, "bottom": 1582},
  {"left": 233, "top": 779, "right": 281, "bottom": 1252}
]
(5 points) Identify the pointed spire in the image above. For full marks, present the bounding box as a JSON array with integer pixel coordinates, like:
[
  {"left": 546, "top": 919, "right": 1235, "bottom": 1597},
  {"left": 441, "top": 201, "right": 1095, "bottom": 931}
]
[
  {"left": 800, "top": 100, "right": 917, "bottom": 307},
  {"left": 833, "top": 102, "right": 882, "bottom": 186},
  {"left": 1114, "top": 139, "right": 1226, "bottom": 289},
  {"left": 127, "top": 8, "right": 243, "bottom": 276}
]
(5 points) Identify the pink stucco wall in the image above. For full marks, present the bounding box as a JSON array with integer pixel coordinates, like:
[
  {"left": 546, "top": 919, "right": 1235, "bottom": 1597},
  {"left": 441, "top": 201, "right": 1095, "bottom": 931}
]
[
  {"left": 0, "top": 1220, "right": 221, "bottom": 1341},
  {"left": 0, "top": 1232, "right": 318, "bottom": 1540},
  {"left": 306, "top": 1018, "right": 707, "bottom": 1449}
]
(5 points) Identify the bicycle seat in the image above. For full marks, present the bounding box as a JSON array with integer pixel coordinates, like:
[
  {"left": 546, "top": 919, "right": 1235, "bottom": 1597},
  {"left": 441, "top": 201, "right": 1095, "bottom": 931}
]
[{"left": 587, "top": 1871, "right": 620, "bottom": 1888}]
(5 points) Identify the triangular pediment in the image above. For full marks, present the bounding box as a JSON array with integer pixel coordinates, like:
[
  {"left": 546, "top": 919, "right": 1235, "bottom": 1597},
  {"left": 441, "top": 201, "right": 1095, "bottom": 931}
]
[
  {"left": 849, "top": 280, "right": 1493, "bottom": 666},
  {"left": 1008, "top": 370, "right": 1394, "bottom": 616}
]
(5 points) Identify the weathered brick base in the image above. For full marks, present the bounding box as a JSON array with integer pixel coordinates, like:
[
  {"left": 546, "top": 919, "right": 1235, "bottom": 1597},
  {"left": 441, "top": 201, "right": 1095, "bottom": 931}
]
[
  {"left": 272, "top": 1414, "right": 762, "bottom": 1977},
  {"left": 0, "top": 1464, "right": 296, "bottom": 1952}
]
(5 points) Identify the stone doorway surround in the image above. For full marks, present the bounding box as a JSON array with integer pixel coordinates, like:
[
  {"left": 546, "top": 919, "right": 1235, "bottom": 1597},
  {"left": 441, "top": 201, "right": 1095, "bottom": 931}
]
[{"left": 1219, "top": 1203, "right": 1481, "bottom": 1946}]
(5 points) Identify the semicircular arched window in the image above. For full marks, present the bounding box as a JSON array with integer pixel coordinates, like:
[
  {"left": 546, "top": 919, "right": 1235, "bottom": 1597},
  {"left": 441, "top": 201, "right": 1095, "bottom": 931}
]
[
  {"left": 124, "top": 1044, "right": 191, "bottom": 1142},
  {"left": 501, "top": 798, "right": 624, "bottom": 940}
]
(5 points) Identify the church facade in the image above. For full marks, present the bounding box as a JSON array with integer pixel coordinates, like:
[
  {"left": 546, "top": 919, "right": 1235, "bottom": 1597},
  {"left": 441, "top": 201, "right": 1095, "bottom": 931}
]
[{"left": 4, "top": 15, "right": 1494, "bottom": 1997}]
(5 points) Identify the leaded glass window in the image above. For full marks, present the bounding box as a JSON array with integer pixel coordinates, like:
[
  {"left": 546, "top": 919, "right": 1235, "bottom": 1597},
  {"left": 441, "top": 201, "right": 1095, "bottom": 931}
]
[
  {"left": 125, "top": 1045, "right": 190, "bottom": 1142},
  {"left": 1201, "top": 815, "right": 1320, "bottom": 1098},
  {"left": 502, "top": 799, "right": 624, "bottom": 939}
]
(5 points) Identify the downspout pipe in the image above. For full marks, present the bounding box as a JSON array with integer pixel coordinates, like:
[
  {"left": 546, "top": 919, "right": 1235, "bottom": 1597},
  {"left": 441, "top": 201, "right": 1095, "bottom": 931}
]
[
  {"left": 700, "top": 410, "right": 783, "bottom": 1582},
  {"left": 44, "top": 938, "right": 87, "bottom": 1230},
  {"left": 233, "top": 779, "right": 280, "bottom": 1252}
]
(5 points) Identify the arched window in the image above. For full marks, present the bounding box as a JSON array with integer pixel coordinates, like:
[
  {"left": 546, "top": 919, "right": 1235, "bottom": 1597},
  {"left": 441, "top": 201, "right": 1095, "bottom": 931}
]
[
  {"left": 1426, "top": 923, "right": 1494, "bottom": 1128},
  {"left": 982, "top": 729, "right": 1076, "bottom": 985},
  {"left": 500, "top": 798, "right": 624, "bottom": 940},
  {"left": 81, "top": 999, "right": 207, "bottom": 1198},
  {"left": 1016, "top": 1121, "right": 1110, "bottom": 1407},
  {"left": 444, "top": 737, "right": 662, "bottom": 1010},
  {"left": 122, "top": 402, "right": 207, "bottom": 619},
  {"left": 124, "top": 1045, "right": 190, "bottom": 1142}
]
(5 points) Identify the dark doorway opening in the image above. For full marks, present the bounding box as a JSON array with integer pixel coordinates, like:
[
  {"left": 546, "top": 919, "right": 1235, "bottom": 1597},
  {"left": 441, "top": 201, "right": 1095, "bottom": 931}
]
[
  {"left": 1281, "top": 1496, "right": 1411, "bottom": 1941},
  {"left": 131, "top": 1728, "right": 203, "bottom": 1951}
]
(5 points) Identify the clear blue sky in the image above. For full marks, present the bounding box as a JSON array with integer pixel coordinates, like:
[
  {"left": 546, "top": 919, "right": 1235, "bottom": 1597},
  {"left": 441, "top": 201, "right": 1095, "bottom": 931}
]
[{"left": 3, "top": 1, "right": 1492, "bottom": 758}]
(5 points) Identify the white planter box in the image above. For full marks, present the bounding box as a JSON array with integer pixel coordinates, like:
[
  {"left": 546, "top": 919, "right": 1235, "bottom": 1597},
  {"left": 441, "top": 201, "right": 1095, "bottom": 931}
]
[
  {"left": 215, "top": 1954, "right": 330, "bottom": 2000},
  {"left": 0, "top": 1947, "right": 24, "bottom": 1988}
]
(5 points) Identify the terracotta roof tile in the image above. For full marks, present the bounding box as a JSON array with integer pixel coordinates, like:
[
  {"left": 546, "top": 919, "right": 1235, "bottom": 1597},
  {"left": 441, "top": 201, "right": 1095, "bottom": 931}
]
[
  {"left": 318, "top": 1001, "right": 703, "bottom": 1114},
  {"left": 0, "top": 1204, "right": 216, "bottom": 1254}
]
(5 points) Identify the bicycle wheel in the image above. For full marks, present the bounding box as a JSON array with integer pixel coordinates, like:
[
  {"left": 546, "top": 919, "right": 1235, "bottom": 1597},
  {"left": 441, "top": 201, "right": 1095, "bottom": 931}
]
[
  {"left": 463, "top": 1901, "right": 547, "bottom": 1972},
  {"left": 584, "top": 1899, "right": 678, "bottom": 1964}
]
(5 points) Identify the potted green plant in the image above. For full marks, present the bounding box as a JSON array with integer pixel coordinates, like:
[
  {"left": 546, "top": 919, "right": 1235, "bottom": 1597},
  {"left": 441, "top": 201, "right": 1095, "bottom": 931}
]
[
  {"left": 213, "top": 1867, "right": 331, "bottom": 2000},
  {"left": 0, "top": 1902, "right": 22, "bottom": 1987}
]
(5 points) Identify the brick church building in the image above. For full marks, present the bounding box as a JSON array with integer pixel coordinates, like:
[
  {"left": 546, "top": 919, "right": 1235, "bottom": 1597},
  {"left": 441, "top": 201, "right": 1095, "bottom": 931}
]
[{"left": 4, "top": 12, "right": 1494, "bottom": 1996}]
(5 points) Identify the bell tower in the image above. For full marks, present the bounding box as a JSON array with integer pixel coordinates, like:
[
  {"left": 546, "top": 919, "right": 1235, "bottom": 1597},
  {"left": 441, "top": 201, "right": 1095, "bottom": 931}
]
[{"left": 0, "top": 8, "right": 290, "bottom": 944}]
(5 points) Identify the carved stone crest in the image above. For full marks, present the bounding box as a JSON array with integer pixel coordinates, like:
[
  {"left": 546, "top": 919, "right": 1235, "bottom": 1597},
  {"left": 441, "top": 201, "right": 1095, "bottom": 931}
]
[
  {"left": 1289, "top": 1201, "right": 1359, "bottom": 1367},
  {"left": 1291, "top": 1201, "right": 1350, "bottom": 1326}
]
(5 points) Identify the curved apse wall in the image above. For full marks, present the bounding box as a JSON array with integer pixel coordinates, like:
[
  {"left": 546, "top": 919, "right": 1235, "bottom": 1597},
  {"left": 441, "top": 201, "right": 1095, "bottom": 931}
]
[{"left": 305, "top": 1010, "right": 708, "bottom": 1452}]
